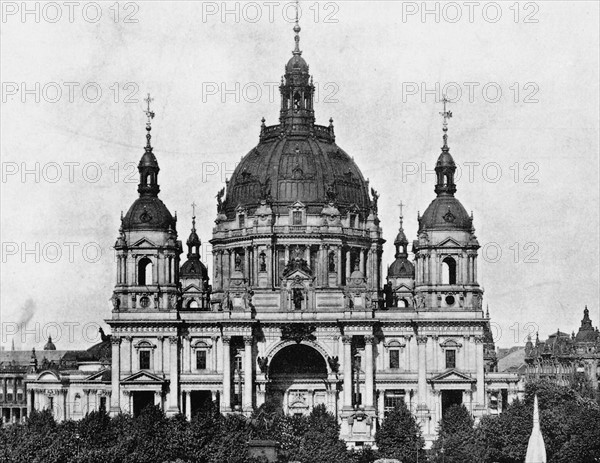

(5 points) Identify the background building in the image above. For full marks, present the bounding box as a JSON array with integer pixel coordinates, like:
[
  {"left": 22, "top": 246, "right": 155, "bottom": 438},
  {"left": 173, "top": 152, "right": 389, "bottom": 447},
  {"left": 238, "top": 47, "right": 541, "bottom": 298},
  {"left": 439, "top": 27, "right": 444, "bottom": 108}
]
[{"left": 524, "top": 307, "right": 599, "bottom": 392}]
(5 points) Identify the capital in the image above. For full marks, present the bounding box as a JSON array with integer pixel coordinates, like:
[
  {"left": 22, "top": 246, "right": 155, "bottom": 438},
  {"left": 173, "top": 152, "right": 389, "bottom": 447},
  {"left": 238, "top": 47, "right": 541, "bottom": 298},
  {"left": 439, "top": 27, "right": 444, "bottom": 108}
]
[
  {"left": 364, "top": 335, "right": 375, "bottom": 344},
  {"left": 168, "top": 336, "right": 178, "bottom": 345},
  {"left": 342, "top": 335, "right": 352, "bottom": 345},
  {"left": 474, "top": 335, "right": 485, "bottom": 344},
  {"left": 417, "top": 335, "right": 428, "bottom": 345},
  {"left": 222, "top": 336, "right": 232, "bottom": 345},
  {"left": 243, "top": 336, "right": 253, "bottom": 345},
  {"left": 110, "top": 336, "right": 122, "bottom": 345}
]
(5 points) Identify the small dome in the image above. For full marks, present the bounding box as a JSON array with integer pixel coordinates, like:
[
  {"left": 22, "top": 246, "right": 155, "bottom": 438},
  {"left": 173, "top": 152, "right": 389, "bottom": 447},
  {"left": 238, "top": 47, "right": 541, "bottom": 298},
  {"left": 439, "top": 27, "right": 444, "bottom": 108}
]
[
  {"left": 420, "top": 195, "right": 472, "bottom": 231},
  {"left": 187, "top": 229, "right": 201, "bottom": 247},
  {"left": 44, "top": 336, "right": 56, "bottom": 351},
  {"left": 180, "top": 258, "right": 208, "bottom": 280},
  {"left": 436, "top": 151, "right": 456, "bottom": 168},
  {"left": 388, "top": 257, "right": 415, "bottom": 279},
  {"left": 286, "top": 53, "right": 309, "bottom": 74},
  {"left": 139, "top": 150, "right": 158, "bottom": 168},
  {"left": 394, "top": 229, "right": 408, "bottom": 246},
  {"left": 122, "top": 196, "right": 175, "bottom": 231}
]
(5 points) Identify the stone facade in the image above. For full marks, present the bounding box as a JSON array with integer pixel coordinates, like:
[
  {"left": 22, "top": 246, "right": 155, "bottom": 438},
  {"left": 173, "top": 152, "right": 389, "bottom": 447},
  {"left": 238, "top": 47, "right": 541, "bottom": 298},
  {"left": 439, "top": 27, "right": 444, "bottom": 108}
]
[{"left": 24, "top": 21, "right": 522, "bottom": 447}]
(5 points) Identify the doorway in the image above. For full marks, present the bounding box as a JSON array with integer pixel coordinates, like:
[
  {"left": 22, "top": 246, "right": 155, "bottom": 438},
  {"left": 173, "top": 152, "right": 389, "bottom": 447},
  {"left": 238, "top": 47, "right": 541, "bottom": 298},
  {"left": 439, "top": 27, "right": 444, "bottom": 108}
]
[
  {"left": 441, "top": 390, "right": 463, "bottom": 417},
  {"left": 132, "top": 391, "right": 155, "bottom": 417}
]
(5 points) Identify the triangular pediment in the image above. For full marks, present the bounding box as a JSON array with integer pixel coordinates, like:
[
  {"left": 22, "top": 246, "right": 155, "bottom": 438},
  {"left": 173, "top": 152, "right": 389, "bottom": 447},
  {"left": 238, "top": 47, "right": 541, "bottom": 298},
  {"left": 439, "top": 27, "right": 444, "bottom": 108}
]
[
  {"left": 183, "top": 283, "right": 203, "bottom": 293},
  {"left": 121, "top": 371, "right": 165, "bottom": 384},
  {"left": 283, "top": 268, "right": 313, "bottom": 281},
  {"left": 438, "top": 237, "right": 463, "bottom": 248},
  {"left": 393, "top": 283, "right": 413, "bottom": 292},
  {"left": 290, "top": 201, "right": 306, "bottom": 210},
  {"left": 132, "top": 237, "right": 157, "bottom": 247},
  {"left": 429, "top": 369, "right": 475, "bottom": 383},
  {"left": 84, "top": 369, "right": 111, "bottom": 382}
]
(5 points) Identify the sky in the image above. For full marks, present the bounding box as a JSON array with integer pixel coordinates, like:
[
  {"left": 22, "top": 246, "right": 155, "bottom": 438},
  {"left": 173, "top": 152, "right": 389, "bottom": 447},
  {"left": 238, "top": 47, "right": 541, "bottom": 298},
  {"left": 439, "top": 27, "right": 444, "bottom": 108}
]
[{"left": 1, "top": 1, "right": 598, "bottom": 351}]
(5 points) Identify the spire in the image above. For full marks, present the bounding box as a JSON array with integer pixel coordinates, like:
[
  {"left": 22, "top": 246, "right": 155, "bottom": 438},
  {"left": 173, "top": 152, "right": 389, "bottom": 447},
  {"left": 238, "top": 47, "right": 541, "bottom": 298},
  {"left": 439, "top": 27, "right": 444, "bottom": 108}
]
[
  {"left": 434, "top": 96, "right": 457, "bottom": 197},
  {"left": 186, "top": 201, "right": 201, "bottom": 258},
  {"left": 525, "top": 395, "right": 547, "bottom": 463},
  {"left": 293, "top": 0, "right": 301, "bottom": 55},
  {"left": 138, "top": 93, "right": 160, "bottom": 197},
  {"left": 280, "top": 0, "right": 315, "bottom": 129},
  {"left": 394, "top": 201, "right": 409, "bottom": 257}
]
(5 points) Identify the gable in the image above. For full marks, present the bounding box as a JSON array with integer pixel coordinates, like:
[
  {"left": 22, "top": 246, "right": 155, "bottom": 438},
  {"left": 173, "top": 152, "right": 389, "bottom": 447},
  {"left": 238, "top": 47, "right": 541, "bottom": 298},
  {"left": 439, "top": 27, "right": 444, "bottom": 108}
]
[
  {"left": 429, "top": 369, "right": 475, "bottom": 383},
  {"left": 438, "top": 237, "right": 462, "bottom": 248},
  {"left": 121, "top": 371, "right": 165, "bottom": 384},
  {"left": 131, "top": 237, "right": 157, "bottom": 247}
]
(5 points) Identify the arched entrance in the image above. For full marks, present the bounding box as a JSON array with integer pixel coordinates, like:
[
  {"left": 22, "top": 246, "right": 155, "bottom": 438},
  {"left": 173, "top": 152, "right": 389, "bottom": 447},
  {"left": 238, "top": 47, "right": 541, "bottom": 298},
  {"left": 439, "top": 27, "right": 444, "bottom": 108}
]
[{"left": 266, "top": 344, "right": 331, "bottom": 416}]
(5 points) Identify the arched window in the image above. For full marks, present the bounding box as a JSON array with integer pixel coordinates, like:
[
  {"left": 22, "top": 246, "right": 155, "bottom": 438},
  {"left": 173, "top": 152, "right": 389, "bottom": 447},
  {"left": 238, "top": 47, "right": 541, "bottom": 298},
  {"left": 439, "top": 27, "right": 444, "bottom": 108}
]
[
  {"left": 187, "top": 299, "right": 199, "bottom": 310},
  {"left": 138, "top": 257, "right": 153, "bottom": 285},
  {"left": 146, "top": 173, "right": 152, "bottom": 186},
  {"left": 397, "top": 298, "right": 408, "bottom": 308},
  {"left": 441, "top": 257, "right": 457, "bottom": 284}
]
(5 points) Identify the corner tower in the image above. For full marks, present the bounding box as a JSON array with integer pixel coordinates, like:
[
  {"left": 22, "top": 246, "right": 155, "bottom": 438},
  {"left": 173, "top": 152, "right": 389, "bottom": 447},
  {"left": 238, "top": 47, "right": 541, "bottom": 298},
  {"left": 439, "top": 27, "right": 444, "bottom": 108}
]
[{"left": 108, "top": 96, "right": 183, "bottom": 417}]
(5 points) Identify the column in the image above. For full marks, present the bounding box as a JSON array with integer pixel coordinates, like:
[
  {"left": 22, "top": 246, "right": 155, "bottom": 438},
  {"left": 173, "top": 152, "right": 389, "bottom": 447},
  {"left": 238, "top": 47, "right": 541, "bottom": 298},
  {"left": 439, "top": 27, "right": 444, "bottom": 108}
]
[
  {"left": 417, "top": 336, "right": 428, "bottom": 409},
  {"left": 185, "top": 391, "right": 192, "bottom": 421},
  {"left": 266, "top": 245, "right": 273, "bottom": 286},
  {"left": 245, "top": 247, "right": 251, "bottom": 283},
  {"left": 342, "top": 336, "right": 353, "bottom": 409},
  {"left": 212, "top": 336, "right": 219, "bottom": 371},
  {"left": 157, "top": 336, "right": 164, "bottom": 373},
  {"left": 284, "top": 245, "right": 290, "bottom": 263},
  {"left": 221, "top": 336, "right": 231, "bottom": 412},
  {"left": 110, "top": 337, "right": 121, "bottom": 415},
  {"left": 243, "top": 336, "right": 253, "bottom": 412},
  {"left": 154, "top": 391, "right": 162, "bottom": 408},
  {"left": 184, "top": 336, "right": 191, "bottom": 373},
  {"left": 475, "top": 336, "right": 485, "bottom": 407},
  {"left": 473, "top": 256, "right": 478, "bottom": 283},
  {"left": 360, "top": 249, "right": 366, "bottom": 274},
  {"left": 27, "top": 390, "right": 34, "bottom": 416},
  {"left": 364, "top": 335, "right": 374, "bottom": 409},
  {"left": 336, "top": 246, "right": 342, "bottom": 285},
  {"left": 167, "top": 336, "right": 179, "bottom": 414},
  {"left": 345, "top": 249, "right": 351, "bottom": 277},
  {"left": 124, "top": 336, "right": 132, "bottom": 374}
]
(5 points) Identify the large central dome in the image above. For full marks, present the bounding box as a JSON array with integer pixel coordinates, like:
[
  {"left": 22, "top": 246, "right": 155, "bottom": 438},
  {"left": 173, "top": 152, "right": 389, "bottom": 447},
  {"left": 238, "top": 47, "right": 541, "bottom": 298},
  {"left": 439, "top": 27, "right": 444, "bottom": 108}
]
[
  {"left": 223, "top": 133, "right": 371, "bottom": 217},
  {"left": 221, "top": 22, "right": 370, "bottom": 218}
]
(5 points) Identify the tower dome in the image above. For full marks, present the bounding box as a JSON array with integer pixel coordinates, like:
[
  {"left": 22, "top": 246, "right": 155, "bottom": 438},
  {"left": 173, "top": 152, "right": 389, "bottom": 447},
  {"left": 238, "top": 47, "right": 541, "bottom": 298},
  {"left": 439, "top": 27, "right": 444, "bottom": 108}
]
[
  {"left": 44, "top": 336, "right": 56, "bottom": 351},
  {"left": 220, "top": 19, "right": 371, "bottom": 218},
  {"left": 419, "top": 100, "right": 472, "bottom": 232},
  {"left": 122, "top": 113, "right": 176, "bottom": 232},
  {"left": 388, "top": 213, "right": 414, "bottom": 279}
]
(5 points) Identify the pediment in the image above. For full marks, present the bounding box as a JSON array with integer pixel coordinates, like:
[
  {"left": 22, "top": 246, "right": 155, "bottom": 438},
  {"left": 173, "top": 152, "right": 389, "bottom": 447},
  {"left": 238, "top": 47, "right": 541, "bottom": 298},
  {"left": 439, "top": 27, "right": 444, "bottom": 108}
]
[
  {"left": 283, "top": 268, "right": 313, "bottom": 282},
  {"left": 393, "top": 283, "right": 413, "bottom": 292},
  {"left": 440, "top": 339, "right": 463, "bottom": 349},
  {"left": 429, "top": 369, "right": 475, "bottom": 383},
  {"left": 36, "top": 371, "right": 61, "bottom": 382},
  {"left": 84, "top": 369, "right": 110, "bottom": 382},
  {"left": 438, "top": 237, "right": 463, "bottom": 247},
  {"left": 290, "top": 201, "right": 306, "bottom": 209},
  {"left": 121, "top": 371, "right": 165, "bottom": 384},
  {"left": 183, "top": 283, "right": 203, "bottom": 293},
  {"left": 132, "top": 237, "right": 157, "bottom": 247}
]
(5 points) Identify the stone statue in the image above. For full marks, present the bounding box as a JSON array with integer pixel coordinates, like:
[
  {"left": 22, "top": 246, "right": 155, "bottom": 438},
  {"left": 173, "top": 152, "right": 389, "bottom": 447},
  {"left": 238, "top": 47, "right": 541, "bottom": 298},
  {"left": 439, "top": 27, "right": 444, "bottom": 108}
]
[
  {"left": 259, "top": 252, "right": 267, "bottom": 272},
  {"left": 370, "top": 187, "right": 379, "bottom": 213},
  {"left": 216, "top": 187, "right": 225, "bottom": 213}
]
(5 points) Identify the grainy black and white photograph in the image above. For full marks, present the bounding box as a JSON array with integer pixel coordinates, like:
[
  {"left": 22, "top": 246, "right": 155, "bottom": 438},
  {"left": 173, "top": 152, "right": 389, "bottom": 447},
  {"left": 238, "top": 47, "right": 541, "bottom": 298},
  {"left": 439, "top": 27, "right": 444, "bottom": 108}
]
[{"left": 0, "top": 1, "right": 599, "bottom": 462}]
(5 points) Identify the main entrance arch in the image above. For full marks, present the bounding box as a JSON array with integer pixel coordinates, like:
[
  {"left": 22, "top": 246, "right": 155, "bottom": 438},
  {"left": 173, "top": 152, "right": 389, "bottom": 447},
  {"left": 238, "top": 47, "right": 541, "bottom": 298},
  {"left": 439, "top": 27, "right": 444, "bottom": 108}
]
[{"left": 266, "top": 343, "right": 334, "bottom": 416}]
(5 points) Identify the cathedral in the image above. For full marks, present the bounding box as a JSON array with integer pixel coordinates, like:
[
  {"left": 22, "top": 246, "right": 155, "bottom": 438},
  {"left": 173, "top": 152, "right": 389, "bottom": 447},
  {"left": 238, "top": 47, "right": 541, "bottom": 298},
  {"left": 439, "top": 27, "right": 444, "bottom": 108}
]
[{"left": 25, "top": 19, "right": 520, "bottom": 446}]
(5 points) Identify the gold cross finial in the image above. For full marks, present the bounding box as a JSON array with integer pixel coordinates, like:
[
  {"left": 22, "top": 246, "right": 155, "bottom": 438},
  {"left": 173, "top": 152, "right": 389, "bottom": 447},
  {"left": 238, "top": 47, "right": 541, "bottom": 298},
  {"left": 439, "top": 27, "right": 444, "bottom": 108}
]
[
  {"left": 144, "top": 93, "right": 155, "bottom": 128},
  {"left": 191, "top": 201, "right": 197, "bottom": 218}
]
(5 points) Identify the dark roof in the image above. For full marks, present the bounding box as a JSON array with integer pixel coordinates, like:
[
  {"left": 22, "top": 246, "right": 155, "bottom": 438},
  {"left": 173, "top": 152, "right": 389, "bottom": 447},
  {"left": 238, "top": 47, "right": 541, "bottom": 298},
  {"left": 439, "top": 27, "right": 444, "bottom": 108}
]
[
  {"left": 180, "top": 257, "right": 209, "bottom": 280},
  {"left": 122, "top": 195, "right": 175, "bottom": 231},
  {"left": 419, "top": 195, "right": 472, "bottom": 231},
  {"left": 388, "top": 257, "right": 415, "bottom": 278},
  {"left": 222, "top": 137, "right": 371, "bottom": 217}
]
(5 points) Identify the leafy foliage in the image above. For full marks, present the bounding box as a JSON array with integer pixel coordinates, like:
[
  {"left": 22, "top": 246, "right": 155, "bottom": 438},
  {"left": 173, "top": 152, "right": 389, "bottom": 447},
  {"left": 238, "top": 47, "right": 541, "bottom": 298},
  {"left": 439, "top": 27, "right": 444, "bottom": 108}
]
[{"left": 375, "top": 401, "right": 426, "bottom": 463}]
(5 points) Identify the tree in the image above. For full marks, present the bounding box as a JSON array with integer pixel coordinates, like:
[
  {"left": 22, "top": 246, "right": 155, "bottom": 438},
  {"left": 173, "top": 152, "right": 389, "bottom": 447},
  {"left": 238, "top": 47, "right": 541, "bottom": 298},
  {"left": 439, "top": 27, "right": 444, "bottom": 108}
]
[
  {"left": 375, "top": 402, "right": 425, "bottom": 463},
  {"left": 429, "top": 404, "right": 478, "bottom": 463}
]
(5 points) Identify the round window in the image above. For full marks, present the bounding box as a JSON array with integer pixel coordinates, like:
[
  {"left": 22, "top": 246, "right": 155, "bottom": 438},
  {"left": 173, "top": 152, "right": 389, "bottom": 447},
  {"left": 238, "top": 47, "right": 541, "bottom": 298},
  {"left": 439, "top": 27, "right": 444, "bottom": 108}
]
[
  {"left": 445, "top": 295, "right": 455, "bottom": 306},
  {"left": 140, "top": 296, "right": 150, "bottom": 308}
]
